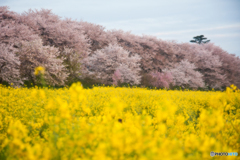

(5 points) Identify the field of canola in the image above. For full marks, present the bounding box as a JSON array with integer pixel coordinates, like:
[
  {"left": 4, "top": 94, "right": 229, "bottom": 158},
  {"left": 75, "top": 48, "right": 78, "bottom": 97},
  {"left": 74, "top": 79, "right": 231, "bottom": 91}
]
[{"left": 0, "top": 83, "right": 239, "bottom": 160}]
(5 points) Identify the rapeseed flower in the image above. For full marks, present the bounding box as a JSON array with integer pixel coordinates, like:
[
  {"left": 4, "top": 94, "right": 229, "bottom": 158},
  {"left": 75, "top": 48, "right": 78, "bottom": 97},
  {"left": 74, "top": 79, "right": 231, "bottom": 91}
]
[
  {"left": 0, "top": 84, "right": 239, "bottom": 159},
  {"left": 34, "top": 66, "right": 45, "bottom": 75}
]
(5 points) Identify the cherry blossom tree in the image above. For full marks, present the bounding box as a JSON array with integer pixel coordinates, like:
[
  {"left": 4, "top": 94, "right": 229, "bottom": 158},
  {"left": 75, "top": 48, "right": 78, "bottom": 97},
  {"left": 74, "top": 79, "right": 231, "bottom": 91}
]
[
  {"left": 60, "top": 47, "right": 83, "bottom": 84},
  {"left": 179, "top": 43, "right": 227, "bottom": 88},
  {"left": 0, "top": 6, "right": 38, "bottom": 86},
  {"left": 0, "top": 6, "right": 39, "bottom": 46},
  {"left": 1, "top": 6, "right": 239, "bottom": 88},
  {"left": 202, "top": 43, "right": 240, "bottom": 88},
  {"left": 21, "top": 9, "right": 90, "bottom": 81},
  {"left": 18, "top": 39, "right": 68, "bottom": 86},
  {"left": 115, "top": 63, "right": 141, "bottom": 85},
  {"left": 0, "top": 44, "right": 22, "bottom": 86},
  {"left": 163, "top": 60, "right": 205, "bottom": 89},
  {"left": 112, "top": 69, "right": 122, "bottom": 86},
  {"left": 158, "top": 42, "right": 228, "bottom": 88},
  {"left": 21, "top": 9, "right": 90, "bottom": 54},
  {"left": 150, "top": 71, "right": 173, "bottom": 88},
  {"left": 84, "top": 43, "right": 141, "bottom": 85},
  {"left": 109, "top": 30, "right": 181, "bottom": 87},
  {"left": 78, "top": 21, "right": 117, "bottom": 52},
  {"left": 110, "top": 30, "right": 157, "bottom": 73}
]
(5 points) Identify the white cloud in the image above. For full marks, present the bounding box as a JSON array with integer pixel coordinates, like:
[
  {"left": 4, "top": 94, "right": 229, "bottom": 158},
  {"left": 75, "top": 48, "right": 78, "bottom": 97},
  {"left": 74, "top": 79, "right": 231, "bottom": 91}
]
[
  {"left": 208, "top": 33, "right": 240, "bottom": 38},
  {"left": 155, "top": 24, "right": 240, "bottom": 36}
]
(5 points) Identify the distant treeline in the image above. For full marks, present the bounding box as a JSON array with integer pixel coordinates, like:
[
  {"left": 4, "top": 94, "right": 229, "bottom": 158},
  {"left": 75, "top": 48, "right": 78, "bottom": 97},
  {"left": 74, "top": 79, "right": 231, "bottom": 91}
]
[{"left": 1, "top": 6, "right": 240, "bottom": 89}]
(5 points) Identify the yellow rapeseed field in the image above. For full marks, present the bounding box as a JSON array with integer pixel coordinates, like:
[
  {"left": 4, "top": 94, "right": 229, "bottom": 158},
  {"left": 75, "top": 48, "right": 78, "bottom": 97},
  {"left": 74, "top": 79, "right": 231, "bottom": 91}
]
[{"left": 0, "top": 83, "right": 239, "bottom": 160}]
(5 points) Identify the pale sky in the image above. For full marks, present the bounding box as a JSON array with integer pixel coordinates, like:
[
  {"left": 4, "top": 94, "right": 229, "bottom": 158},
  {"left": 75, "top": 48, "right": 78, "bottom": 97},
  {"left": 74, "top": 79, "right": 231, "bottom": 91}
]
[{"left": 1, "top": 0, "right": 240, "bottom": 57}]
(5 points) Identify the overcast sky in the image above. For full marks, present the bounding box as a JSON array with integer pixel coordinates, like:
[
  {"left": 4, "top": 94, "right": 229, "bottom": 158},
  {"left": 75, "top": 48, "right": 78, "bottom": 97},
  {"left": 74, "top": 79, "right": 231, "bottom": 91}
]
[{"left": 1, "top": 0, "right": 240, "bottom": 57}]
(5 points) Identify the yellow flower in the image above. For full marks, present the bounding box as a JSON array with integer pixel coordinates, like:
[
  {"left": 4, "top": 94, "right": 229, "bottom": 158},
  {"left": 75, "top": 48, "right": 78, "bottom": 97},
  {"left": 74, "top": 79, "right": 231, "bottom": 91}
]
[
  {"left": 34, "top": 66, "right": 45, "bottom": 75},
  {"left": 0, "top": 84, "right": 239, "bottom": 160}
]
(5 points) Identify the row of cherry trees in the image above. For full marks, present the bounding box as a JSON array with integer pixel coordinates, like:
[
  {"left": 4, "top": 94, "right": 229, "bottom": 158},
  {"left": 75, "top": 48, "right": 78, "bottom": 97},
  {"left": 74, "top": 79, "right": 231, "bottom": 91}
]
[{"left": 1, "top": 6, "right": 240, "bottom": 88}]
